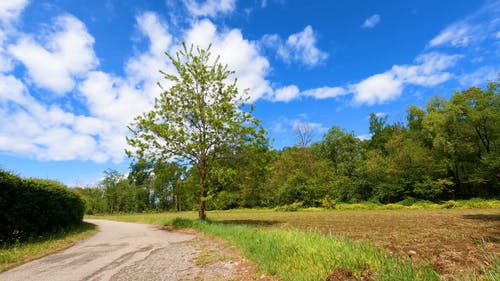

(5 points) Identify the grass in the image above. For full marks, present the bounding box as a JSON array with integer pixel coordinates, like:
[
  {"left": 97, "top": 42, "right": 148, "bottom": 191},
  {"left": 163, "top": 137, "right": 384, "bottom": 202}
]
[
  {"left": 171, "top": 218, "right": 439, "bottom": 281},
  {"left": 0, "top": 222, "right": 98, "bottom": 272},
  {"left": 89, "top": 202, "right": 500, "bottom": 280}
]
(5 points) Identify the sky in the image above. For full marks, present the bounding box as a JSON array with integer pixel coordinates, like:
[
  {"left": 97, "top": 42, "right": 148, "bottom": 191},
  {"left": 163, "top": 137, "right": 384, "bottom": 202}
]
[{"left": 0, "top": 0, "right": 498, "bottom": 186}]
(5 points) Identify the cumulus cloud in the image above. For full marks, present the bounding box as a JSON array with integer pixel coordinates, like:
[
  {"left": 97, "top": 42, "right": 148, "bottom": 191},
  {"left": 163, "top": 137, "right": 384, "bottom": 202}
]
[
  {"left": 352, "top": 72, "right": 402, "bottom": 105},
  {"left": 351, "top": 52, "right": 460, "bottom": 105},
  {"left": 273, "top": 85, "right": 300, "bottom": 102},
  {"left": 261, "top": 26, "right": 328, "bottom": 67},
  {"left": 0, "top": 11, "right": 168, "bottom": 162},
  {"left": 267, "top": 52, "right": 458, "bottom": 105},
  {"left": 0, "top": 0, "right": 29, "bottom": 25},
  {"left": 1, "top": 7, "right": 277, "bottom": 163},
  {"left": 0, "top": 73, "right": 110, "bottom": 162},
  {"left": 276, "top": 25, "right": 328, "bottom": 66},
  {"left": 8, "top": 15, "right": 98, "bottom": 94},
  {"left": 185, "top": 19, "right": 272, "bottom": 102},
  {"left": 0, "top": 0, "right": 29, "bottom": 73},
  {"left": 184, "top": 0, "right": 236, "bottom": 17},
  {"left": 361, "top": 14, "right": 380, "bottom": 29}
]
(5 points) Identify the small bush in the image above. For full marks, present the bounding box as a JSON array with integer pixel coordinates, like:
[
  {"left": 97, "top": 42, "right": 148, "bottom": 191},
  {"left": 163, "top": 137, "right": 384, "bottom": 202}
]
[
  {"left": 0, "top": 170, "right": 85, "bottom": 244},
  {"left": 457, "top": 198, "right": 500, "bottom": 209},
  {"left": 398, "top": 197, "right": 417, "bottom": 206},
  {"left": 442, "top": 200, "right": 459, "bottom": 209},
  {"left": 381, "top": 203, "right": 404, "bottom": 210},
  {"left": 321, "top": 196, "right": 336, "bottom": 209},
  {"left": 275, "top": 201, "right": 303, "bottom": 212}
]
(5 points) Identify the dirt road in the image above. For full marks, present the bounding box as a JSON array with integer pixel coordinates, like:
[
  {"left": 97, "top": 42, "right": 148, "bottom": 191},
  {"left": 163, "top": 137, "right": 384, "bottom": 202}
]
[{"left": 0, "top": 219, "right": 247, "bottom": 281}]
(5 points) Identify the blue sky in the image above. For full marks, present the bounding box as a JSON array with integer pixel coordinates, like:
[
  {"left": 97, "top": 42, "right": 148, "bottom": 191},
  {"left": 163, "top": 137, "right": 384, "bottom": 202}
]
[{"left": 0, "top": 0, "right": 498, "bottom": 186}]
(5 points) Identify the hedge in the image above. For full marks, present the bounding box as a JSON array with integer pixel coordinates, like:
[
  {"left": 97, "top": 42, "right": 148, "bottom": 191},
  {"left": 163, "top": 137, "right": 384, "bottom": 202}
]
[{"left": 0, "top": 169, "right": 85, "bottom": 244}]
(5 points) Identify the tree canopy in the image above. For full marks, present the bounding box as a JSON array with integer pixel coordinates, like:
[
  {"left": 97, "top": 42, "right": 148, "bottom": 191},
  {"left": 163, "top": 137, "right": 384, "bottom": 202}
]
[
  {"left": 126, "top": 43, "right": 265, "bottom": 219},
  {"left": 77, "top": 75, "right": 498, "bottom": 215}
]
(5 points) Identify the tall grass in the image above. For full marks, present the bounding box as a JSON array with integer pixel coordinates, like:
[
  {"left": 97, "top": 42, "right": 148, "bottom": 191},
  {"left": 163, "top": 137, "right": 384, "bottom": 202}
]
[{"left": 169, "top": 218, "right": 439, "bottom": 281}]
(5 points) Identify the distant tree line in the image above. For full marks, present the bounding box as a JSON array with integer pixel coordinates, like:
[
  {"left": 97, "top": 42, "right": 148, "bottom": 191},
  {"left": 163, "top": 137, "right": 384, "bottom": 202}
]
[{"left": 77, "top": 81, "right": 499, "bottom": 213}]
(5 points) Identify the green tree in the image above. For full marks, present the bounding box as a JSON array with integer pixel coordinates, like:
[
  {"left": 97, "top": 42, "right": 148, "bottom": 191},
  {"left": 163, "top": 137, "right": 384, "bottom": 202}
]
[
  {"left": 127, "top": 44, "right": 264, "bottom": 219},
  {"left": 422, "top": 82, "right": 499, "bottom": 197},
  {"left": 152, "top": 161, "right": 187, "bottom": 211},
  {"left": 314, "top": 126, "right": 370, "bottom": 202},
  {"left": 368, "top": 113, "right": 402, "bottom": 154}
]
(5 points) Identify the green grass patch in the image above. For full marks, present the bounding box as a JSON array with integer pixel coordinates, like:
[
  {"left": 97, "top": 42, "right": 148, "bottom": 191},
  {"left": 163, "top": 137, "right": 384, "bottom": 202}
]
[
  {"left": 166, "top": 218, "right": 439, "bottom": 281},
  {"left": 0, "top": 222, "right": 97, "bottom": 272}
]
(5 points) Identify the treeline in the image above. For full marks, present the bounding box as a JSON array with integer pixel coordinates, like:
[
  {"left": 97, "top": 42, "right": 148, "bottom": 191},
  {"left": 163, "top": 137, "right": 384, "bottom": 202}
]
[
  {"left": 0, "top": 170, "right": 85, "bottom": 244},
  {"left": 77, "top": 82, "right": 499, "bottom": 213}
]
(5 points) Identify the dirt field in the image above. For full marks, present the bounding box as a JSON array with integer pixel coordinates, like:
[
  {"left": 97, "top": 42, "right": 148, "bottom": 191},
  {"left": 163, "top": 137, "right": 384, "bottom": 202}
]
[{"left": 205, "top": 208, "right": 499, "bottom": 279}]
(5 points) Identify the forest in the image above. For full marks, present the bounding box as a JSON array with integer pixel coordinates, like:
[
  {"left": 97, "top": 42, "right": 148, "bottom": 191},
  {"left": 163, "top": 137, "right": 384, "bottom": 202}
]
[{"left": 75, "top": 80, "right": 499, "bottom": 214}]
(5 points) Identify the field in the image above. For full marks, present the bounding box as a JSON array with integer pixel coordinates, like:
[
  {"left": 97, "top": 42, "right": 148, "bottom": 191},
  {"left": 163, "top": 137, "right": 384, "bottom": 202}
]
[{"left": 92, "top": 208, "right": 500, "bottom": 280}]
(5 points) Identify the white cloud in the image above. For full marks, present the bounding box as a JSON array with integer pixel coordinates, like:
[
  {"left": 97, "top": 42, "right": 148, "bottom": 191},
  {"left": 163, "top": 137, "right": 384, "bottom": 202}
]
[
  {"left": 135, "top": 12, "right": 172, "bottom": 55},
  {"left": 428, "top": 1, "right": 500, "bottom": 48},
  {"left": 356, "top": 134, "right": 371, "bottom": 141},
  {"left": 185, "top": 19, "right": 272, "bottom": 102},
  {"left": 0, "top": 73, "right": 109, "bottom": 162},
  {"left": 302, "top": 86, "right": 347, "bottom": 99},
  {"left": 184, "top": 0, "right": 236, "bottom": 17},
  {"left": 0, "top": 11, "right": 167, "bottom": 163},
  {"left": 352, "top": 72, "right": 402, "bottom": 105},
  {"left": 0, "top": 0, "right": 29, "bottom": 25},
  {"left": 0, "top": 74, "right": 26, "bottom": 103},
  {"left": 8, "top": 15, "right": 98, "bottom": 94},
  {"left": 0, "top": 0, "right": 29, "bottom": 73},
  {"left": 459, "top": 66, "right": 499, "bottom": 86},
  {"left": 1, "top": 10, "right": 276, "bottom": 163},
  {"left": 361, "top": 14, "right": 381, "bottom": 29},
  {"left": 273, "top": 85, "right": 299, "bottom": 102},
  {"left": 429, "top": 23, "right": 471, "bottom": 47},
  {"left": 275, "top": 25, "right": 328, "bottom": 66},
  {"left": 352, "top": 52, "right": 459, "bottom": 105}
]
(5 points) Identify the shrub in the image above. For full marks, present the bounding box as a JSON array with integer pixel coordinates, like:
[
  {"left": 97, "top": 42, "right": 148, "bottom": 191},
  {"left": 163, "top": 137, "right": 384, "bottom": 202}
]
[
  {"left": 397, "top": 197, "right": 417, "bottom": 206},
  {"left": 275, "top": 201, "right": 303, "bottom": 212},
  {"left": 381, "top": 203, "right": 404, "bottom": 210},
  {"left": 457, "top": 198, "right": 500, "bottom": 208},
  {"left": 321, "top": 196, "right": 336, "bottom": 209},
  {"left": 0, "top": 170, "right": 85, "bottom": 244}
]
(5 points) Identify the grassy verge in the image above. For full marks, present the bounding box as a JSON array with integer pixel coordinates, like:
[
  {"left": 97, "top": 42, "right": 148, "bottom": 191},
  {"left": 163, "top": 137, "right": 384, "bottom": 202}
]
[
  {"left": 90, "top": 207, "right": 499, "bottom": 280},
  {"left": 0, "top": 222, "right": 98, "bottom": 272},
  {"left": 170, "top": 218, "right": 440, "bottom": 281}
]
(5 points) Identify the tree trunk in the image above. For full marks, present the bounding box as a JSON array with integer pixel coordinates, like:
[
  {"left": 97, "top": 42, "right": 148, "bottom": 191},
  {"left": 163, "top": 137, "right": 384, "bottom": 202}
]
[{"left": 198, "top": 154, "right": 207, "bottom": 220}]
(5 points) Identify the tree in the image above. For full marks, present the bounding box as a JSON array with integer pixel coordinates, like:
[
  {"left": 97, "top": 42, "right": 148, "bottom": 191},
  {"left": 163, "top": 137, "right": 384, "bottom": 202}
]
[
  {"left": 127, "top": 43, "right": 264, "bottom": 219},
  {"left": 294, "top": 122, "right": 314, "bottom": 147},
  {"left": 152, "top": 161, "right": 187, "bottom": 211}
]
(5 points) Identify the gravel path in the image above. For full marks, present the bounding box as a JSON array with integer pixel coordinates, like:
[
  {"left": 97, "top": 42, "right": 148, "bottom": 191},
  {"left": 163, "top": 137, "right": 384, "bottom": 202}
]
[{"left": 0, "top": 219, "right": 249, "bottom": 281}]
